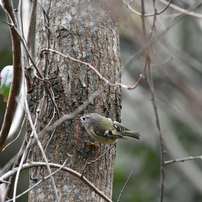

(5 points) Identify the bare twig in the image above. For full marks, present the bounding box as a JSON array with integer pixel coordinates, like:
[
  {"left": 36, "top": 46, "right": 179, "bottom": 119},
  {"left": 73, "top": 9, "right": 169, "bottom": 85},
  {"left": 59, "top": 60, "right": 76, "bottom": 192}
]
[
  {"left": 3, "top": 20, "right": 61, "bottom": 121},
  {"left": 144, "top": 1, "right": 166, "bottom": 201},
  {"left": 3, "top": 19, "right": 61, "bottom": 117},
  {"left": 82, "top": 144, "right": 115, "bottom": 176},
  {"left": 3, "top": 129, "right": 28, "bottom": 202},
  {"left": 165, "top": 155, "right": 202, "bottom": 165},
  {"left": 123, "top": 0, "right": 172, "bottom": 17},
  {"left": 41, "top": 48, "right": 142, "bottom": 90},
  {"left": 12, "top": 130, "right": 33, "bottom": 202},
  {"left": 0, "top": 0, "right": 22, "bottom": 155},
  {"left": 87, "top": 144, "right": 115, "bottom": 164},
  {"left": 37, "top": 2, "right": 51, "bottom": 77},
  {"left": 1, "top": 161, "right": 112, "bottom": 202},
  {"left": 159, "top": 0, "right": 202, "bottom": 18},
  {"left": 141, "top": 0, "right": 146, "bottom": 39},
  {"left": 2, "top": 118, "right": 25, "bottom": 152},
  {"left": 26, "top": 0, "right": 37, "bottom": 49},
  {"left": 5, "top": 159, "right": 68, "bottom": 202},
  {"left": 147, "top": 57, "right": 166, "bottom": 202},
  {"left": 124, "top": 0, "right": 202, "bottom": 18},
  {"left": 3, "top": 21, "right": 41, "bottom": 78},
  {"left": 2, "top": 89, "right": 101, "bottom": 200},
  {"left": 123, "top": 1, "right": 202, "bottom": 77},
  {"left": 46, "top": 89, "right": 102, "bottom": 131},
  {"left": 0, "top": 90, "right": 100, "bottom": 176},
  {"left": 148, "top": 61, "right": 166, "bottom": 202},
  {"left": 117, "top": 171, "right": 133, "bottom": 202},
  {"left": 24, "top": 94, "right": 60, "bottom": 201}
]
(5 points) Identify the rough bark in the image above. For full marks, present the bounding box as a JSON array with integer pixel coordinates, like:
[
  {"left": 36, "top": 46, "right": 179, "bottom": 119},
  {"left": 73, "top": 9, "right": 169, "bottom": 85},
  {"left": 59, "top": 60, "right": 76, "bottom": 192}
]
[{"left": 28, "top": 0, "right": 121, "bottom": 201}]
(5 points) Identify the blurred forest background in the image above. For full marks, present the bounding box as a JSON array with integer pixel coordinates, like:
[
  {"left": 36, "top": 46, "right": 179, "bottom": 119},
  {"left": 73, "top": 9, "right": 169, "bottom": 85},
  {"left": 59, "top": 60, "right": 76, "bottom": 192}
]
[{"left": 1, "top": 0, "right": 202, "bottom": 201}]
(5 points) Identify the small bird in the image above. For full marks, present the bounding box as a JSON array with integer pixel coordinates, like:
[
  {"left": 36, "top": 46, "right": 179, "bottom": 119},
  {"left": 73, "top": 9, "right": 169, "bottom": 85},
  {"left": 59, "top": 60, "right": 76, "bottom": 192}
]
[{"left": 78, "top": 113, "right": 140, "bottom": 144}]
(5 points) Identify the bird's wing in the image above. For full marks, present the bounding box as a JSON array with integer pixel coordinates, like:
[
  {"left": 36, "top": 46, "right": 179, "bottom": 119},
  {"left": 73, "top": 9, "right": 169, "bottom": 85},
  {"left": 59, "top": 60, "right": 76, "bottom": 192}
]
[
  {"left": 113, "top": 121, "right": 129, "bottom": 132},
  {"left": 103, "top": 129, "right": 124, "bottom": 139}
]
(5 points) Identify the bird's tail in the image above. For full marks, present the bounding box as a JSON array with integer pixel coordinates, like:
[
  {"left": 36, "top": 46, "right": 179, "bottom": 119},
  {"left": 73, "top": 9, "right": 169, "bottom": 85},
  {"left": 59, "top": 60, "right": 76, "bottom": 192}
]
[{"left": 121, "top": 131, "right": 140, "bottom": 140}]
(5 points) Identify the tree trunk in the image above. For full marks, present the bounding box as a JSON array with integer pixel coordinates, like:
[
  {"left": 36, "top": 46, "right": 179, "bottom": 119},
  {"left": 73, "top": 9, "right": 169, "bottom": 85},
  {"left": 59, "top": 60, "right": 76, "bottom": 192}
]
[{"left": 28, "top": 0, "right": 121, "bottom": 201}]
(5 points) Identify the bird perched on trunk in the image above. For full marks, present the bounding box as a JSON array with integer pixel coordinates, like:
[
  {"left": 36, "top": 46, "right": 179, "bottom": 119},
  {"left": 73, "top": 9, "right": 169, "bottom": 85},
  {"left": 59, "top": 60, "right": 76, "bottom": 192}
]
[{"left": 78, "top": 113, "right": 140, "bottom": 144}]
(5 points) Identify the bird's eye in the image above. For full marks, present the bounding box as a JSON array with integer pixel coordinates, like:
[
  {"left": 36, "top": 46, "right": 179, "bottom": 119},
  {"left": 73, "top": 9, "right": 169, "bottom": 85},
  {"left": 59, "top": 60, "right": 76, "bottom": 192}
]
[{"left": 81, "top": 117, "right": 86, "bottom": 122}]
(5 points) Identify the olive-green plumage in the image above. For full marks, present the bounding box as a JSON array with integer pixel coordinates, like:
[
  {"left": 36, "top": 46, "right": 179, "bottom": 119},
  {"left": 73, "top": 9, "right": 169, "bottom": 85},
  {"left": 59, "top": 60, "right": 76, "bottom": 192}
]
[{"left": 79, "top": 113, "right": 140, "bottom": 144}]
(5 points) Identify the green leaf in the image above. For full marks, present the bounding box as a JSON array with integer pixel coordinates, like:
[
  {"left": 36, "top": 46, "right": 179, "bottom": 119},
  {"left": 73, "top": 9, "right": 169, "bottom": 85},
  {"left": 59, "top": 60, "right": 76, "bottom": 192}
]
[{"left": 0, "top": 65, "right": 13, "bottom": 102}]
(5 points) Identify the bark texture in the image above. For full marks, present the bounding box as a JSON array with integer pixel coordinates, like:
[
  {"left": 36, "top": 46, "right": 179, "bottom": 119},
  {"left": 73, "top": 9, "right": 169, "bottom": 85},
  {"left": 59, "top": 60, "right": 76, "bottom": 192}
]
[{"left": 28, "top": 0, "right": 121, "bottom": 201}]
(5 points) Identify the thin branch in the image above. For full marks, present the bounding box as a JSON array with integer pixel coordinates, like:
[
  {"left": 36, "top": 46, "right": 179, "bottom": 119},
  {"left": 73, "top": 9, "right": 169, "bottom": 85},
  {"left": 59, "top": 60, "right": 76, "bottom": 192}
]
[
  {"left": 0, "top": 0, "right": 22, "bottom": 155},
  {"left": 47, "top": 89, "right": 102, "bottom": 131},
  {"left": 41, "top": 48, "right": 142, "bottom": 90},
  {"left": 1, "top": 161, "right": 112, "bottom": 202},
  {"left": 147, "top": 57, "right": 166, "bottom": 202},
  {"left": 26, "top": 0, "right": 37, "bottom": 49},
  {"left": 5, "top": 159, "right": 68, "bottom": 202},
  {"left": 38, "top": 2, "right": 51, "bottom": 78},
  {"left": 2, "top": 118, "right": 25, "bottom": 152},
  {"left": 141, "top": 0, "right": 146, "bottom": 39},
  {"left": 24, "top": 94, "right": 60, "bottom": 201},
  {"left": 4, "top": 21, "right": 42, "bottom": 78},
  {"left": 123, "top": 0, "right": 172, "bottom": 17},
  {"left": 0, "top": 90, "right": 100, "bottom": 175},
  {"left": 3, "top": 127, "right": 28, "bottom": 202},
  {"left": 17, "top": 0, "right": 24, "bottom": 38},
  {"left": 123, "top": 0, "right": 202, "bottom": 18},
  {"left": 159, "top": 0, "right": 202, "bottom": 18},
  {"left": 3, "top": 86, "right": 29, "bottom": 199},
  {"left": 2, "top": 1, "right": 35, "bottom": 198},
  {"left": 3, "top": 19, "right": 61, "bottom": 117},
  {"left": 146, "top": 2, "right": 166, "bottom": 201},
  {"left": 121, "top": 47, "right": 147, "bottom": 83},
  {"left": 2, "top": 90, "right": 100, "bottom": 199},
  {"left": 152, "top": 57, "right": 173, "bottom": 70},
  {"left": 165, "top": 155, "right": 202, "bottom": 165},
  {"left": 12, "top": 129, "right": 32, "bottom": 202},
  {"left": 87, "top": 144, "right": 115, "bottom": 164},
  {"left": 117, "top": 171, "right": 133, "bottom": 202},
  {"left": 123, "top": 0, "right": 202, "bottom": 77},
  {"left": 82, "top": 144, "right": 115, "bottom": 176},
  {"left": 149, "top": 0, "right": 157, "bottom": 41}
]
